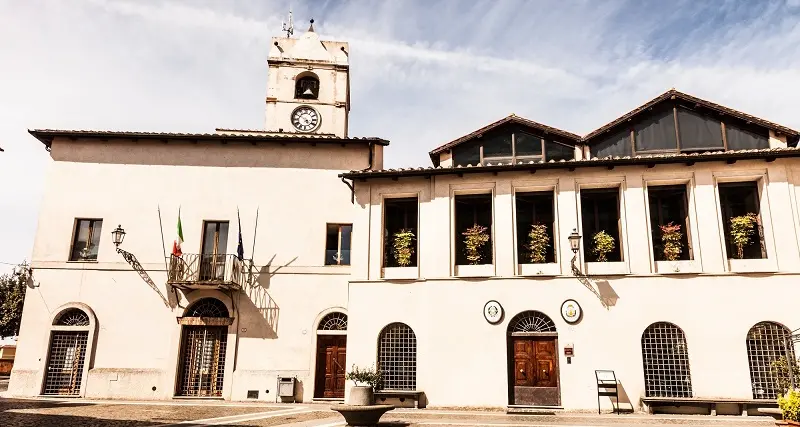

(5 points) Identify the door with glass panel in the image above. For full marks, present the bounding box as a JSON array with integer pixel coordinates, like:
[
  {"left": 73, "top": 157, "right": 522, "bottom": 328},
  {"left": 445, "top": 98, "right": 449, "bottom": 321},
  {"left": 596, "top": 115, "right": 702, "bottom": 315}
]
[{"left": 200, "top": 221, "right": 229, "bottom": 281}]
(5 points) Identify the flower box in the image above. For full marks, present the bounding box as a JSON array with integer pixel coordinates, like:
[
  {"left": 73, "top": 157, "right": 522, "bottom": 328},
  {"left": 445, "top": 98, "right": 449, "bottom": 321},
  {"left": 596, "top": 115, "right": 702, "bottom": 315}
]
[
  {"left": 382, "top": 267, "right": 418, "bottom": 280},
  {"left": 584, "top": 261, "right": 628, "bottom": 276},
  {"left": 654, "top": 260, "right": 702, "bottom": 274},
  {"left": 517, "top": 263, "right": 561, "bottom": 276},
  {"left": 454, "top": 264, "right": 494, "bottom": 278}
]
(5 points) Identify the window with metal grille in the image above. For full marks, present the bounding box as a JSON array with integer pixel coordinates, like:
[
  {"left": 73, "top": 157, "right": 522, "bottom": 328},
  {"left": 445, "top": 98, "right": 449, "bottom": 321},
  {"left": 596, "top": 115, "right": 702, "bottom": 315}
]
[
  {"left": 43, "top": 331, "right": 88, "bottom": 395},
  {"left": 318, "top": 312, "right": 348, "bottom": 331},
  {"left": 186, "top": 298, "right": 229, "bottom": 318},
  {"left": 747, "top": 321, "right": 794, "bottom": 399},
  {"left": 69, "top": 219, "right": 102, "bottom": 261},
  {"left": 378, "top": 323, "right": 416, "bottom": 391},
  {"left": 54, "top": 308, "right": 90, "bottom": 326},
  {"left": 177, "top": 326, "right": 227, "bottom": 397},
  {"left": 641, "top": 322, "right": 693, "bottom": 398},
  {"left": 508, "top": 311, "right": 557, "bottom": 333}
]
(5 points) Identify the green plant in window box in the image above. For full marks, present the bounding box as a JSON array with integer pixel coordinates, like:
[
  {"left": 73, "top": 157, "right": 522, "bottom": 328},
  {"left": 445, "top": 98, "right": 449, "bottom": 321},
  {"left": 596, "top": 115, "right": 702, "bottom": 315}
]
[
  {"left": 778, "top": 388, "right": 800, "bottom": 424},
  {"left": 526, "top": 223, "right": 550, "bottom": 264},
  {"left": 392, "top": 229, "right": 415, "bottom": 267},
  {"left": 462, "top": 224, "right": 490, "bottom": 265},
  {"left": 729, "top": 213, "right": 759, "bottom": 259},
  {"left": 591, "top": 231, "right": 616, "bottom": 262},
  {"left": 659, "top": 222, "right": 683, "bottom": 261}
]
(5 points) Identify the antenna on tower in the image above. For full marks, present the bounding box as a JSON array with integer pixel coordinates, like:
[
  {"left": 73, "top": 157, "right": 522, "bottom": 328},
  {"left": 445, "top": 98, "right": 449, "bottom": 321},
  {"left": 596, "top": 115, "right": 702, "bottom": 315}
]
[{"left": 281, "top": 10, "right": 294, "bottom": 38}]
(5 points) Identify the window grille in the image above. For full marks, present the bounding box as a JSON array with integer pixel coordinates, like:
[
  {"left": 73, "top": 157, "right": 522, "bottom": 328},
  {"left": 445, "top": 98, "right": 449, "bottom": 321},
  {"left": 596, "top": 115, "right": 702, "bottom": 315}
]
[
  {"left": 177, "top": 326, "right": 227, "bottom": 397},
  {"left": 43, "top": 331, "right": 88, "bottom": 395},
  {"left": 641, "top": 322, "right": 693, "bottom": 397},
  {"left": 54, "top": 308, "right": 90, "bottom": 326},
  {"left": 186, "top": 298, "right": 229, "bottom": 318},
  {"left": 747, "top": 321, "right": 794, "bottom": 399},
  {"left": 318, "top": 312, "right": 348, "bottom": 331},
  {"left": 378, "top": 323, "right": 416, "bottom": 391},
  {"left": 509, "top": 311, "right": 556, "bottom": 333}
]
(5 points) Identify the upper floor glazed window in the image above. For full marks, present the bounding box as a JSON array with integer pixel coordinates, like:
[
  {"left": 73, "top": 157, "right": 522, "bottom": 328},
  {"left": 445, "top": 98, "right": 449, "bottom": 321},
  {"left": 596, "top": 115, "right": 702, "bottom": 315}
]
[
  {"left": 580, "top": 188, "right": 623, "bottom": 262},
  {"left": 452, "top": 126, "right": 576, "bottom": 167},
  {"left": 325, "top": 223, "right": 352, "bottom": 265},
  {"left": 718, "top": 182, "right": 765, "bottom": 260},
  {"left": 383, "top": 197, "right": 418, "bottom": 268},
  {"left": 69, "top": 219, "right": 103, "bottom": 261}
]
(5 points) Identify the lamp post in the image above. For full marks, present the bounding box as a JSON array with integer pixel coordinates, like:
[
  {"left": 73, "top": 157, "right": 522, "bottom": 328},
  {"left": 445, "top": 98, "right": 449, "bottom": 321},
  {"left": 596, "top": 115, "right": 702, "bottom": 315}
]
[
  {"left": 568, "top": 228, "right": 582, "bottom": 275},
  {"left": 112, "top": 225, "right": 126, "bottom": 248}
]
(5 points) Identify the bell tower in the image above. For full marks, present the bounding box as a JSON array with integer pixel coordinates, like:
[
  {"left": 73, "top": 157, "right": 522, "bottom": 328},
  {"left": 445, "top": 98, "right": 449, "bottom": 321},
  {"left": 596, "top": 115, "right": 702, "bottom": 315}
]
[{"left": 266, "top": 19, "right": 350, "bottom": 137}]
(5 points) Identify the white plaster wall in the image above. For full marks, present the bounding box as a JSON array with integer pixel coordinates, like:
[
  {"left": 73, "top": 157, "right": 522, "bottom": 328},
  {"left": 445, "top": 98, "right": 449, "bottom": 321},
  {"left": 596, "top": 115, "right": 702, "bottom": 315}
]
[
  {"left": 348, "top": 158, "right": 800, "bottom": 409},
  {"left": 9, "top": 139, "right": 364, "bottom": 401}
]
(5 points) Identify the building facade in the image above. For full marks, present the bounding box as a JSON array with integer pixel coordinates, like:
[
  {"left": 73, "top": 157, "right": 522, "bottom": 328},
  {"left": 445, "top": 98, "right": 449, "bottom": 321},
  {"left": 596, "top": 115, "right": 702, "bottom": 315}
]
[{"left": 8, "top": 24, "right": 800, "bottom": 413}]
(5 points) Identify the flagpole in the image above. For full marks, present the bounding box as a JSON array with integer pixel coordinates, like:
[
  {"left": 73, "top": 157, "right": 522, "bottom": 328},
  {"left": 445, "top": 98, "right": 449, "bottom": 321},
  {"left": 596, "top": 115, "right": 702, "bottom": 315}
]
[{"left": 157, "top": 205, "right": 168, "bottom": 273}]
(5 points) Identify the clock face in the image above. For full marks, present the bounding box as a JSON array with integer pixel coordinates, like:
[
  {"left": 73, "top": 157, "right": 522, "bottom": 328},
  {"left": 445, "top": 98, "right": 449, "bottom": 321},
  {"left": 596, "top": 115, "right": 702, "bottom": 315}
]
[{"left": 291, "top": 106, "right": 320, "bottom": 132}]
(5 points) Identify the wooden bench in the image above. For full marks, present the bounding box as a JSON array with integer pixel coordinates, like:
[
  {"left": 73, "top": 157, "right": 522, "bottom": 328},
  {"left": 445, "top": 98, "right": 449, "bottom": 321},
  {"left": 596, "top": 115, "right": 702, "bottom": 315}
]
[
  {"left": 374, "top": 390, "right": 425, "bottom": 409},
  {"left": 642, "top": 397, "right": 777, "bottom": 416}
]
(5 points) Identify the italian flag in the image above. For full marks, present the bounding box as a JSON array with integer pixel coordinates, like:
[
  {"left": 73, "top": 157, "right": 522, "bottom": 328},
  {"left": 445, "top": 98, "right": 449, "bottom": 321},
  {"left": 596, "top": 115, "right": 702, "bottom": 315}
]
[{"left": 172, "top": 211, "right": 184, "bottom": 256}]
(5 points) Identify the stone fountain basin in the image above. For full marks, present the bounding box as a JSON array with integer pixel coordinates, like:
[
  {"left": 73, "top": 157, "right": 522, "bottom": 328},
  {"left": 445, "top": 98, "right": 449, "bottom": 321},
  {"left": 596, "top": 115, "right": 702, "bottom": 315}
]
[{"left": 330, "top": 404, "right": 395, "bottom": 427}]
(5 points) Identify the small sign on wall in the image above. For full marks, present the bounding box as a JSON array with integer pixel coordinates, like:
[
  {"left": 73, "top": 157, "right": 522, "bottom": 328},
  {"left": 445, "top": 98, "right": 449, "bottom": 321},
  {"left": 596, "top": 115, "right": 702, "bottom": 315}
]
[{"left": 483, "top": 300, "right": 503, "bottom": 324}]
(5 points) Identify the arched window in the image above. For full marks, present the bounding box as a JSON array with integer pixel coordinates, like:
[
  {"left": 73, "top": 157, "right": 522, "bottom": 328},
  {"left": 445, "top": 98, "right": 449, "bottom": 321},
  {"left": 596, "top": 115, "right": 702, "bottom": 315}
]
[
  {"left": 318, "top": 312, "right": 348, "bottom": 331},
  {"left": 43, "top": 305, "right": 94, "bottom": 396},
  {"left": 185, "top": 298, "right": 229, "bottom": 318},
  {"left": 378, "top": 323, "right": 416, "bottom": 391},
  {"left": 295, "top": 75, "right": 319, "bottom": 99},
  {"left": 641, "top": 322, "right": 693, "bottom": 397},
  {"left": 54, "top": 308, "right": 90, "bottom": 326},
  {"left": 508, "top": 311, "right": 557, "bottom": 333},
  {"left": 747, "top": 321, "right": 794, "bottom": 399}
]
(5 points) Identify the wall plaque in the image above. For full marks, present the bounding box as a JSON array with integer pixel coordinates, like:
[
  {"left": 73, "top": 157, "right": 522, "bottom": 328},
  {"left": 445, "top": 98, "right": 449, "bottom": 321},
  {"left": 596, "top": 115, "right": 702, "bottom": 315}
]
[
  {"left": 560, "top": 299, "right": 582, "bottom": 324},
  {"left": 483, "top": 300, "right": 503, "bottom": 324}
]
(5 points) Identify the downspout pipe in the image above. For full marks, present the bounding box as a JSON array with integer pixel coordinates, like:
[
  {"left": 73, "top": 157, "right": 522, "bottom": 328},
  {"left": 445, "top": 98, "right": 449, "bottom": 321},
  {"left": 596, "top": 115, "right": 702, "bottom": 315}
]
[{"left": 341, "top": 142, "right": 374, "bottom": 204}]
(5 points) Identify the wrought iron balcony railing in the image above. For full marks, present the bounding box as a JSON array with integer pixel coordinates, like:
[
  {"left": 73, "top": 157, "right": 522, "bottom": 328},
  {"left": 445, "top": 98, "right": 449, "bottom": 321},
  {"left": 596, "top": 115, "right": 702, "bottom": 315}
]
[{"left": 167, "top": 253, "right": 243, "bottom": 290}]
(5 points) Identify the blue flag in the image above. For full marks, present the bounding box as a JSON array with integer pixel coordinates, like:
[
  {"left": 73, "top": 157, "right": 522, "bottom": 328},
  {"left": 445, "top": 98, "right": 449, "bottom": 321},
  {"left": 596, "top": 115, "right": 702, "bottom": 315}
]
[{"left": 237, "top": 209, "right": 244, "bottom": 260}]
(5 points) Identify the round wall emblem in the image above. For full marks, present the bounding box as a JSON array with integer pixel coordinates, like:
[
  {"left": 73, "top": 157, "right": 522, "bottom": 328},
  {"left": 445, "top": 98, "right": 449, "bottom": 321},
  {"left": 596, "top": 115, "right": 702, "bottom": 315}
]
[
  {"left": 483, "top": 300, "right": 503, "bottom": 324},
  {"left": 561, "top": 299, "right": 582, "bottom": 324}
]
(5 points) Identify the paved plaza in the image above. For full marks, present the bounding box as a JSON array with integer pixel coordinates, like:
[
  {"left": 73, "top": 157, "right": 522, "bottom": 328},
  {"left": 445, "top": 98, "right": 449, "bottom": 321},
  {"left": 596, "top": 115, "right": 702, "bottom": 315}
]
[{"left": 0, "top": 398, "right": 778, "bottom": 427}]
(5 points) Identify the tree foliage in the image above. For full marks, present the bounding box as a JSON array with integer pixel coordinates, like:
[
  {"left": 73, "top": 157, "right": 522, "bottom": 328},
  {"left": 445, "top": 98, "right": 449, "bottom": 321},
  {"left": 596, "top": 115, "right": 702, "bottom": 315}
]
[
  {"left": 526, "top": 223, "right": 550, "bottom": 264},
  {"left": 591, "top": 231, "right": 616, "bottom": 262},
  {"left": 0, "top": 261, "right": 30, "bottom": 338},
  {"left": 462, "top": 224, "right": 490, "bottom": 265},
  {"left": 392, "top": 229, "right": 415, "bottom": 267},
  {"left": 730, "top": 213, "right": 759, "bottom": 259}
]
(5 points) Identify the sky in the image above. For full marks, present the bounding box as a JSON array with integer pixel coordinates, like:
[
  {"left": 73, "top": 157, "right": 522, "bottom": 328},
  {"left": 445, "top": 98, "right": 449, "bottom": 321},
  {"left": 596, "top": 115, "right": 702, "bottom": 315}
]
[{"left": 2, "top": 0, "right": 800, "bottom": 272}]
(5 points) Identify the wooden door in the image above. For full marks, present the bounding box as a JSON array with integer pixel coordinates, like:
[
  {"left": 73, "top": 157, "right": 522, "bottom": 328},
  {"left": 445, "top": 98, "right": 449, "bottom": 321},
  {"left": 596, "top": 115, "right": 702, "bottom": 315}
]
[
  {"left": 315, "top": 335, "right": 347, "bottom": 398},
  {"left": 511, "top": 336, "right": 559, "bottom": 406}
]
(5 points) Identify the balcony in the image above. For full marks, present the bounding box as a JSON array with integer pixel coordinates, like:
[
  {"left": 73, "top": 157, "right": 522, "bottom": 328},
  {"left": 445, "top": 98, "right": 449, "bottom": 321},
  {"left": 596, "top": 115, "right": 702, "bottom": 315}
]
[{"left": 167, "top": 253, "right": 244, "bottom": 290}]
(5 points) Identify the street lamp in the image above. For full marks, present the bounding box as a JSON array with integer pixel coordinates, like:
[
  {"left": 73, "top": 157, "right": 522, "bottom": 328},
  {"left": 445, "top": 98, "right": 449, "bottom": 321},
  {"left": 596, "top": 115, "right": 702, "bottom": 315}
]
[
  {"left": 112, "top": 225, "right": 126, "bottom": 248},
  {"left": 568, "top": 228, "right": 581, "bottom": 254},
  {"left": 568, "top": 228, "right": 582, "bottom": 275}
]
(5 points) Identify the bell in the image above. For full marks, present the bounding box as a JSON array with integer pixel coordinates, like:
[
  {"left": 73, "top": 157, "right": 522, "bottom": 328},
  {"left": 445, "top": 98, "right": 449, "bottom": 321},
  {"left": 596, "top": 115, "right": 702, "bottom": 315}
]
[{"left": 302, "top": 87, "right": 314, "bottom": 96}]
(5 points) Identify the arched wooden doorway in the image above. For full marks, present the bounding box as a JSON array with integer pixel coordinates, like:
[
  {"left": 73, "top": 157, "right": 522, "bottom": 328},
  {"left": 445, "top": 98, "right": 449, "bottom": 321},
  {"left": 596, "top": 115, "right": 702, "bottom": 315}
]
[
  {"left": 176, "top": 298, "right": 231, "bottom": 397},
  {"left": 314, "top": 312, "right": 348, "bottom": 399},
  {"left": 42, "top": 307, "right": 93, "bottom": 396},
  {"left": 507, "top": 311, "right": 559, "bottom": 406}
]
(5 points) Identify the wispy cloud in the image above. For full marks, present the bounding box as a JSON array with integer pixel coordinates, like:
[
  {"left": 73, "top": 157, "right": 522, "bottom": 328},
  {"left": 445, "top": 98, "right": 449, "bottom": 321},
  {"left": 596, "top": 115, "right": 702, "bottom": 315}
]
[{"left": 1, "top": 0, "right": 800, "bottom": 270}]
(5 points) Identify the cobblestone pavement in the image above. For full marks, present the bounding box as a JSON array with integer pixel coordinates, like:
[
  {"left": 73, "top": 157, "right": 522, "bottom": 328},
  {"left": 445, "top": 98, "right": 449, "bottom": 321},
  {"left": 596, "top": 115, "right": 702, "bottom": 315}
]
[{"left": 0, "top": 398, "right": 779, "bottom": 427}]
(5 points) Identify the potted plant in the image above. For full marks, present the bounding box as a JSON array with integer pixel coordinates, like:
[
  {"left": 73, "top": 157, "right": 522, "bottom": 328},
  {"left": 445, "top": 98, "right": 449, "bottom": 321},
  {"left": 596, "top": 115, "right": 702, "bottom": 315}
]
[
  {"left": 778, "top": 388, "right": 800, "bottom": 426},
  {"left": 526, "top": 223, "right": 550, "bottom": 264},
  {"left": 462, "top": 224, "right": 490, "bottom": 265},
  {"left": 730, "top": 213, "right": 759, "bottom": 259},
  {"left": 591, "top": 230, "right": 616, "bottom": 262},
  {"left": 659, "top": 222, "right": 683, "bottom": 261},
  {"left": 345, "top": 364, "right": 383, "bottom": 406},
  {"left": 392, "top": 229, "right": 415, "bottom": 267}
]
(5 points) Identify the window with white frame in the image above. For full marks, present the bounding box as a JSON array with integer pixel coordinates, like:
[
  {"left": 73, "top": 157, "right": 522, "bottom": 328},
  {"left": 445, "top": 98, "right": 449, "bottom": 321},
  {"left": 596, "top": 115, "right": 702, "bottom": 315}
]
[
  {"left": 515, "top": 191, "right": 556, "bottom": 264},
  {"left": 454, "top": 194, "right": 493, "bottom": 266},
  {"left": 383, "top": 197, "right": 418, "bottom": 268},
  {"left": 580, "top": 188, "right": 623, "bottom": 262},
  {"left": 648, "top": 185, "right": 692, "bottom": 261},
  {"left": 69, "top": 219, "right": 103, "bottom": 261},
  {"left": 718, "top": 181, "right": 765, "bottom": 260}
]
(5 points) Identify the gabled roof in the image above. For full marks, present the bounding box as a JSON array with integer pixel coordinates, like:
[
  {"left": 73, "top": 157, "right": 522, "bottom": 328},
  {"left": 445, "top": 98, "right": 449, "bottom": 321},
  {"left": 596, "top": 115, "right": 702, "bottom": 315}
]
[
  {"left": 584, "top": 89, "right": 800, "bottom": 142},
  {"left": 428, "top": 114, "right": 581, "bottom": 164},
  {"left": 28, "top": 129, "right": 389, "bottom": 150}
]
